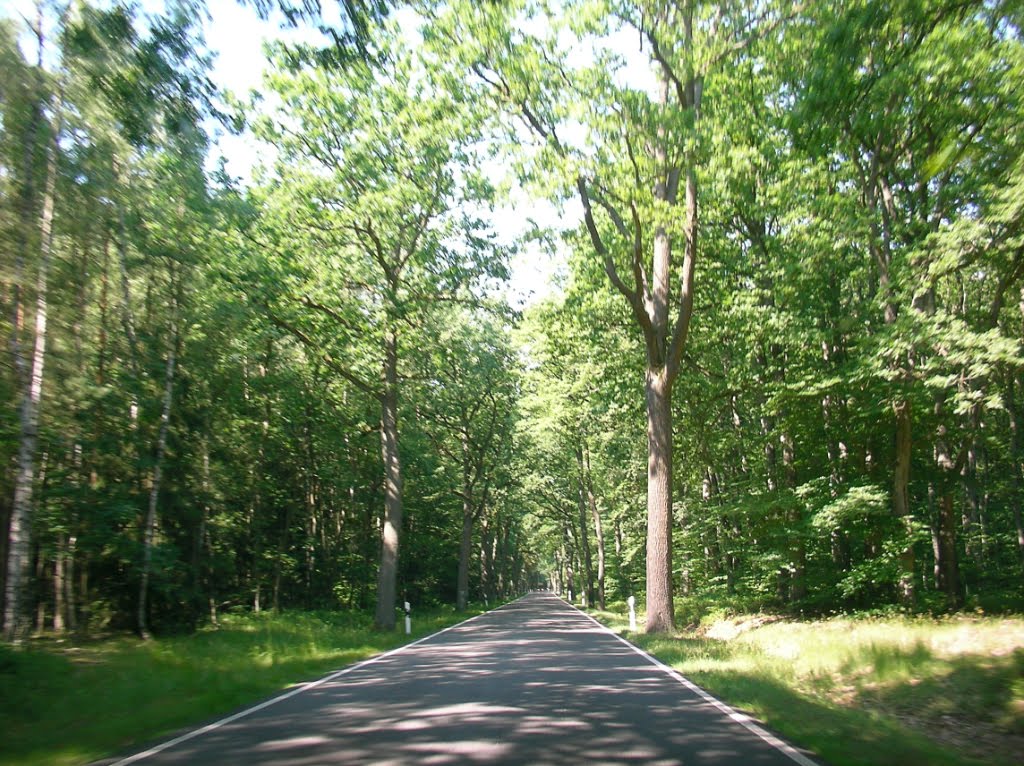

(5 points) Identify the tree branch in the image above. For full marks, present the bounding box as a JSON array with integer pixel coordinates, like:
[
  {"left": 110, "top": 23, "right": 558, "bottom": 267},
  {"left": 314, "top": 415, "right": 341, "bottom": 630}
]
[
  {"left": 264, "top": 311, "right": 380, "bottom": 398},
  {"left": 667, "top": 170, "right": 698, "bottom": 380}
]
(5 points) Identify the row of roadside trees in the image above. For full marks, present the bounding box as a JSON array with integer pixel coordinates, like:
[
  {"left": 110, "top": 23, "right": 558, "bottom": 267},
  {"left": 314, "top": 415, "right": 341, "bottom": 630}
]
[{"left": 4, "top": 0, "right": 1023, "bottom": 640}]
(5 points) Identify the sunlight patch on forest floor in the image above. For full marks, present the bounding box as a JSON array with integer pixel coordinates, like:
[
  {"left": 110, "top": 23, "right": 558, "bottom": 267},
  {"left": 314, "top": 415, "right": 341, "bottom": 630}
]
[{"left": 589, "top": 604, "right": 1024, "bottom": 766}]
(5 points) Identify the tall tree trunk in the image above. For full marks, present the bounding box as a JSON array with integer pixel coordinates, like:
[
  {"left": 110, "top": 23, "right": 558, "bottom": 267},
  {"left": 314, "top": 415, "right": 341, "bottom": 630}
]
[
  {"left": 272, "top": 502, "right": 291, "bottom": 613},
  {"left": 495, "top": 516, "right": 508, "bottom": 598},
  {"left": 138, "top": 314, "right": 178, "bottom": 640},
  {"left": 1018, "top": 290, "right": 1024, "bottom": 559},
  {"left": 936, "top": 492, "right": 961, "bottom": 605},
  {"left": 456, "top": 497, "right": 474, "bottom": 611},
  {"left": 7, "top": 2, "right": 46, "bottom": 385},
  {"left": 4, "top": 92, "right": 59, "bottom": 643},
  {"left": 492, "top": 520, "right": 503, "bottom": 597},
  {"left": 34, "top": 546, "right": 46, "bottom": 633},
  {"left": 302, "top": 389, "right": 319, "bottom": 608},
  {"left": 574, "top": 442, "right": 594, "bottom": 607},
  {"left": 480, "top": 515, "right": 495, "bottom": 602},
  {"left": 65, "top": 534, "right": 76, "bottom": 631},
  {"left": 964, "top": 411, "right": 982, "bottom": 560},
  {"left": 456, "top": 431, "right": 474, "bottom": 611},
  {"left": 53, "top": 532, "right": 65, "bottom": 633},
  {"left": 934, "top": 403, "right": 963, "bottom": 608},
  {"left": 640, "top": 46, "right": 680, "bottom": 634},
  {"left": 583, "top": 440, "right": 606, "bottom": 610},
  {"left": 892, "top": 398, "right": 916, "bottom": 603},
  {"left": 1006, "top": 370, "right": 1024, "bottom": 563},
  {"left": 198, "top": 438, "right": 216, "bottom": 625},
  {"left": 859, "top": 147, "right": 916, "bottom": 605},
  {"left": 373, "top": 329, "right": 403, "bottom": 630},
  {"left": 645, "top": 366, "right": 674, "bottom": 633},
  {"left": 782, "top": 431, "right": 806, "bottom": 602},
  {"left": 246, "top": 359, "right": 268, "bottom": 614}
]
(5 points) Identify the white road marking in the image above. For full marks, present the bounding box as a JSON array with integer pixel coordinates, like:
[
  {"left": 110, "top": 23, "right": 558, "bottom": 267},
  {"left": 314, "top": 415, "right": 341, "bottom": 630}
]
[
  {"left": 110, "top": 594, "right": 820, "bottom": 766},
  {"left": 566, "top": 599, "right": 821, "bottom": 766},
  {"left": 108, "top": 599, "right": 523, "bottom": 765}
]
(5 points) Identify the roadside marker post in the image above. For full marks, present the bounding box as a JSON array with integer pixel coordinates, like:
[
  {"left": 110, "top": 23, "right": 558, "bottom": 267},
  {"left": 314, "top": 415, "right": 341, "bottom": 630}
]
[
  {"left": 627, "top": 595, "right": 637, "bottom": 632},
  {"left": 403, "top": 601, "right": 411, "bottom": 635}
]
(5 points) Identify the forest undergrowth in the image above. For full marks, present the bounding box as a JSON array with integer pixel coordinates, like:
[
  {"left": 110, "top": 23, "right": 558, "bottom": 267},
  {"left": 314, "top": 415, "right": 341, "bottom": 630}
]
[
  {"left": 0, "top": 606, "right": 485, "bottom": 766},
  {"left": 590, "top": 602, "right": 1024, "bottom": 766}
]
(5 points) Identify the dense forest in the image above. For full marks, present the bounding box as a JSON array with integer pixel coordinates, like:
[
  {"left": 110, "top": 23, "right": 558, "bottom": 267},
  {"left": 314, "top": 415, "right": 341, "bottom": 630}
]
[{"left": 2, "top": 0, "right": 1023, "bottom": 643}]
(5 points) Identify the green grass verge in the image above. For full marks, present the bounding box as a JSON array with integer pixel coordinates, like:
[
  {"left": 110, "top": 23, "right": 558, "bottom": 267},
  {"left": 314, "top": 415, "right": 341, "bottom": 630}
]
[
  {"left": 0, "top": 605, "right": 490, "bottom": 766},
  {"left": 588, "top": 602, "right": 1024, "bottom": 766}
]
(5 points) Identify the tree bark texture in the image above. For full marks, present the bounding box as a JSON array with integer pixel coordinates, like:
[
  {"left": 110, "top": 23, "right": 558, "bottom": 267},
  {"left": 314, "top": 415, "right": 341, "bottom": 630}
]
[
  {"left": 645, "top": 367, "right": 675, "bottom": 633},
  {"left": 574, "top": 443, "right": 594, "bottom": 607},
  {"left": 456, "top": 498, "right": 474, "bottom": 612},
  {"left": 583, "top": 441, "right": 606, "bottom": 610},
  {"left": 936, "top": 492, "right": 962, "bottom": 606},
  {"left": 373, "top": 330, "right": 403, "bottom": 630},
  {"left": 934, "top": 402, "right": 964, "bottom": 608},
  {"left": 4, "top": 96, "right": 58, "bottom": 642}
]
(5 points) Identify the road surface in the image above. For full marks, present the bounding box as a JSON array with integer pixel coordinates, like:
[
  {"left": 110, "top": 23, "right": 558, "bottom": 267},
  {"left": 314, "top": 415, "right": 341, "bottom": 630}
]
[{"left": 101, "top": 592, "right": 822, "bottom": 765}]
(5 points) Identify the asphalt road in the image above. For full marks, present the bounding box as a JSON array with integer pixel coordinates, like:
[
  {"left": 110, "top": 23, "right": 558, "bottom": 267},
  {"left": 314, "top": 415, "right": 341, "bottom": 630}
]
[{"left": 101, "top": 593, "right": 822, "bottom": 766}]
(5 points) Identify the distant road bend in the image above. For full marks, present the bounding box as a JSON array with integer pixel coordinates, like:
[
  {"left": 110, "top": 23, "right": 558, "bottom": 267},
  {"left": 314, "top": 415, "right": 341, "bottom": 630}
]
[{"left": 101, "top": 592, "right": 823, "bottom": 765}]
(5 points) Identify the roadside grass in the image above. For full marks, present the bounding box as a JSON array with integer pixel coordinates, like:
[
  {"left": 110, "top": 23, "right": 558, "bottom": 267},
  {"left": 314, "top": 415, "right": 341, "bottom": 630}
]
[
  {"left": 589, "top": 603, "right": 1024, "bottom": 766},
  {"left": 0, "top": 605, "right": 488, "bottom": 766}
]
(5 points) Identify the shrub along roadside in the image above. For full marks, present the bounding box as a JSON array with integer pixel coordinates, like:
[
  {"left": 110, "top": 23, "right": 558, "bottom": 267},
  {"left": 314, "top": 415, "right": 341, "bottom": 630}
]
[
  {"left": 0, "top": 605, "right": 488, "bottom": 766},
  {"left": 587, "top": 602, "right": 1024, "bottom": 766}
]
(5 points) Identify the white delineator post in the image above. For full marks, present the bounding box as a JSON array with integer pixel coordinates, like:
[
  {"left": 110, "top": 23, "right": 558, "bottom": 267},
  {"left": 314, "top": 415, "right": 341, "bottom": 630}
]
[
  {"left": 404, "top": 601, "right": 411, "bottom": 635},
  {"left": 627, "top": 596, "right": 637, "bottom": 632}
]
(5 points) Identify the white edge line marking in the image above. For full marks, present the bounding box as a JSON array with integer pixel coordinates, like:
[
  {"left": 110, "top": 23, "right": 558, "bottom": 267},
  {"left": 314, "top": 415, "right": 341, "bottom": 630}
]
[
  {"left": 109, "top": 597, "right": 526, "bottom": 765},
  {"left": 566, "top": 599, "right": 821, "bottom": 766}
]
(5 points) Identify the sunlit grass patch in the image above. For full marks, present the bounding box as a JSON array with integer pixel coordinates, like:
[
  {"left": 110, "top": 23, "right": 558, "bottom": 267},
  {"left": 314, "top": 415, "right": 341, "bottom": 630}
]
[
  {"left": 0, "top": 604, "right": 486, "bottom": 766},
  {"left": 589, "top": 605, "right": 1024, "bottom": 766}
]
